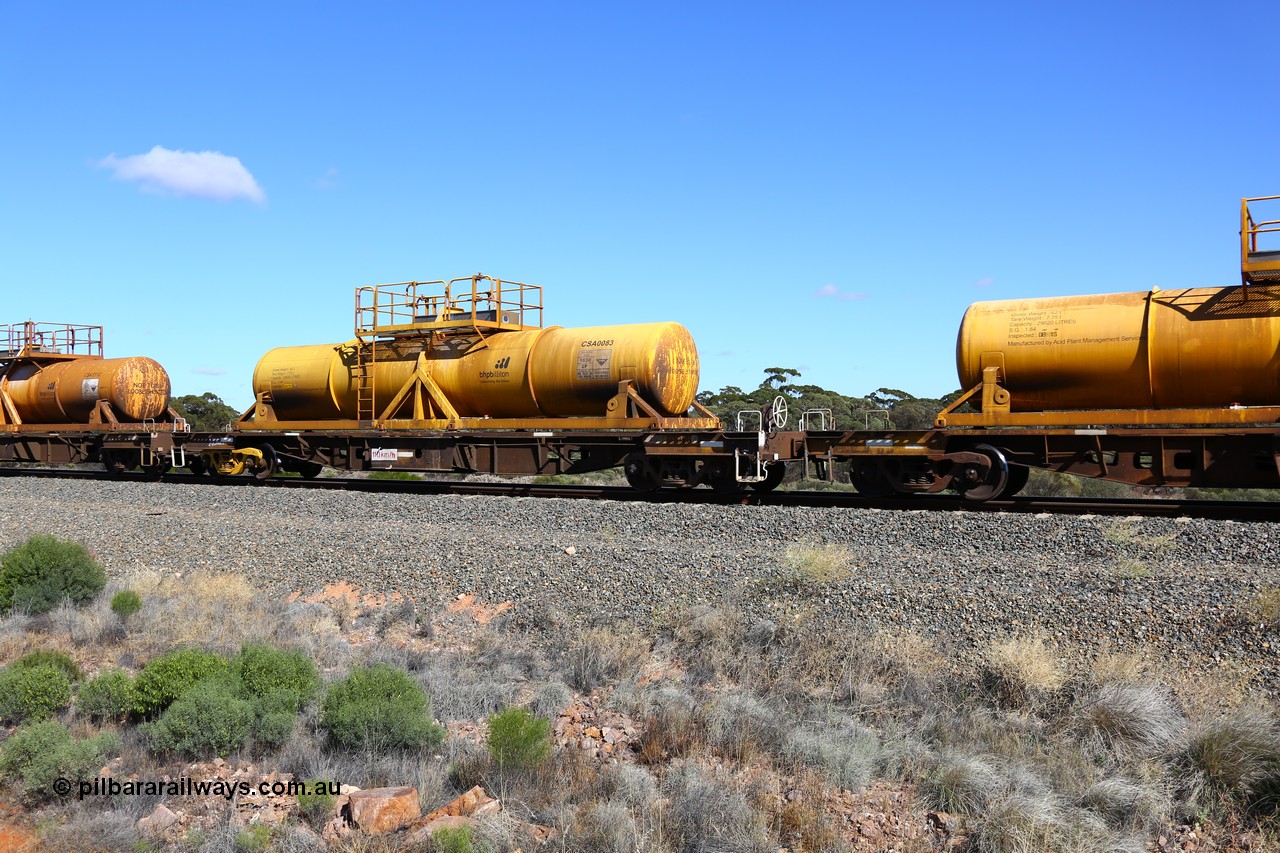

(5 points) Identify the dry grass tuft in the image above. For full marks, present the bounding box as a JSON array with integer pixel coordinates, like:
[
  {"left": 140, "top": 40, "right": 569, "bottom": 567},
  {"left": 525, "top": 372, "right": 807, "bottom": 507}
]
[
  {"left": 768, "top": 770, "right": 842, "bottom": 853},
  {"left": 966, "top": 791, "right": 1064, "bottom": 853},
  {"left": 131, "top": 571, "right": 268, "bottom": 654},
  {"left": 1180, "top": 706, "right": 1280, "bottom": 817},
  {"left": 1076, "top": 685, "right": 1185, "bottom": 755},
  {"left": 1103, "top": 519, "right": 1177, "bottom": 553},
  {"left": 662, "top": 761, "right": 772, "bottom": 853},
  {"left": 982, "top": 634, "right": 1067, "bottom": 708},
  {"left": 1091, "top": 649, "right": 1153, "bottom": 686},
  {"left": 1243, "top": 585, "right": 1280, "bottom": 625},
  {"left": 781, "top": 540, "right": 854, "bottom": 583},
  {"left": 566, "top": 625, "right": 649, "bottom": 692},
  {"left": 918, "top": 752, "right": 1002, "bottom": 815},
  {"left": 782, "top": 717, "right": 880, "bottom": 791},
  {"left": 637, "top": 687, "right": 701, "bottom": 765},
  {"left": 705, "top": 689, "right": 787, "bottom": 763}
]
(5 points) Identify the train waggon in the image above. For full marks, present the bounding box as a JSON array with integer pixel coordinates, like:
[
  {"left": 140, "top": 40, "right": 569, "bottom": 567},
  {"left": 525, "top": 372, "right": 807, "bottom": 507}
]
[
  {"left": 803, "top": 195, "right": 1280, "bottom": 499},
  {"left": 192, "top": 275, "right": 790, "bottom": 491},
  {"left": 0, "top": 321, "right": 190, "bottom": 473}
]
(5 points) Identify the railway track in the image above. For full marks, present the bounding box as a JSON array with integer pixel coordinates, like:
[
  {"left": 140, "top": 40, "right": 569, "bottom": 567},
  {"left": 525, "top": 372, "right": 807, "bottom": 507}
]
[{"left": 2, "top": 466, "right": 1278, "bottom": 521}]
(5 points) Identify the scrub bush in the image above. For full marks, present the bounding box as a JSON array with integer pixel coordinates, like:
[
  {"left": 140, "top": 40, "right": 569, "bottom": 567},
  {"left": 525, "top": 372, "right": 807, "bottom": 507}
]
[
  {"left": 320, "top": 664, "right": 444, "bottom": 751},
  {"left": 109, "top": 589, "right": 143, "bottom": 619},
  {"left": 77, "top": 669, "right": 136, "bottom": 721},
  {"left": 0, "top": 663, "right": 73, "bottom": 723},
  {"left": 233, "top": 643, "right": 320, "bottom": 712},
  {"left": 132, "top": 648, "right": 228, "bottom": 717},
  {"left": 0, "top": 535, "right": 106, "bottom": 615},
  {"left": 148, "top": 676, "right": 254, "bottom": 757},
  {"left": 486, "top": 707, "right": 551, "bottom": 771},
  {"left": 297, "top": 778, "right": 337, "bottom": 827},
  {"left": 0, "top": 720, "right": 119, "bottom": 799},
  {"left": 11, "top": 648, "right": 82, "bottom": 681}
]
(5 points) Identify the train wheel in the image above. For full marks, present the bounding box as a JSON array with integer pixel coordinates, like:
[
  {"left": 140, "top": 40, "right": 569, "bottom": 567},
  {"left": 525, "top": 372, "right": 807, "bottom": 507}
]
[
  {"left": 100, "top": 451, "right": 128, "bottom": 474},
  {"left": 749, "top": 461, "right": 787, "bottom": 492},
  {"left": 624, "top": 455, "right": 660, "bottom": 492},
  {"left": 142, "top": 458, "right": 170, "bottom": 478},
  {"left": 188, "top": 457, "right": 208, "bottom": 476},
  {"left": 999, "top": 464, "right": 1030, "bottom": 498},
  {"left": 295, "top": 461, "right": 324, "bottom": 479},
  {"left": 849, "top": 460, "right": 894, "bottom": 498},
  {"left": 252, "top": 446, "right": 278, "bottom": 482},
  {"left": 956, "top": 444, "right": 1009, "bottom": 502}
]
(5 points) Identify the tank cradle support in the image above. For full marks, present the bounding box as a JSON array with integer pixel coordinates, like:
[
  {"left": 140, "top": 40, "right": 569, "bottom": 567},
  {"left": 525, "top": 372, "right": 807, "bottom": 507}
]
[{"left": 936, "top": 366, "right": 1280, "bottom": 428}]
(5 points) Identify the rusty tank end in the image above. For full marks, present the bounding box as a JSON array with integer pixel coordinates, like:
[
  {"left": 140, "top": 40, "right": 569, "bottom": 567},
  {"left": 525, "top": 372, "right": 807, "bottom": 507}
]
[
  {"left": 957, "top": 284, "right": 1280, "bottom": 411},
  {"left": 252, "top": 321, "right": 701, "bottom": 421},
  {"left": 5, "top": 356, "right": 171, "bottom": 422}
]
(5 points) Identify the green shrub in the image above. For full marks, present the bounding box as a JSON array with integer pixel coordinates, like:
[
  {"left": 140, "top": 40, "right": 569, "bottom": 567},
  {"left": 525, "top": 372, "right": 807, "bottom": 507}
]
[
  {"left": 0, "top": 663, "right": 73, "bottom": 723},
  {"left": 431, "top": 825, "right": 477, "bottom": 853},
  {"left": 235, "top": 824, "right": 274, "bottom": 852},
  {"left": 0, "top": 535, "right": 106, "bottom": 615},
  {"left": 486, "top": 707, "right": 551, "bottom": 770},
  {"left": 320, "top": 664, "right": 444, "bottom": 751},
  {"left": 109, "top": 589, "right": 143, "bottom": 619},
  {"left": 12, "top": 649, "right": 82, "bottom": 682},
  {"left": 77, "top": 669, "right": 136, "bottom": 720},
  {"left": 234, "top": 643, "right": 320, "bottom": 712},
  {"left": 133, "top": 648, "right": 228, "bottom": 717},
  {"left": 0, "top": 720, "right": 119, "bottom": 799},
  {"left": 253, "top": 710, "right": 296, "bottom": 748},
  {"left": 297, "top": 778, "right": 336, "bottom": 827},
  {"left": 148, "top": 676, "right": 253, "bottom": 757}
]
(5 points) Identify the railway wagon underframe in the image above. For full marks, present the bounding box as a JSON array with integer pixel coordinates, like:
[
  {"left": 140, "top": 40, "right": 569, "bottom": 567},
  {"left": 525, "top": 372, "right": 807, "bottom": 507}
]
[
  {"left": 191, "top": 428, "right": 791, "bottom": 491},
  {"left": 803, "top": 427, "right": 1280, "bottom": 500},
  {"left": 0, "top": 427, "right": 191, "bottom": 474}
]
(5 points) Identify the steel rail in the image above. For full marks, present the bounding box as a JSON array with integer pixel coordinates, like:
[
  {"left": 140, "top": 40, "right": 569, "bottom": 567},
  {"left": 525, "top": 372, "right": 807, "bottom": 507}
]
[{"left": 1, "top": 466, "right": 1277, "bottom": 522}]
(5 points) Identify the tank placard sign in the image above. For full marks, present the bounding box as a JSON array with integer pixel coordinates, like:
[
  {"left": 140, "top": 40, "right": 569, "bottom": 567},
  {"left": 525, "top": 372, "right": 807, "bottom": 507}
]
[
  {"left": 577, "top": 348, "right": 613, "bottom": 380},
  {"left": 81, "top": 378, "right": 99, "bottom": 400}
]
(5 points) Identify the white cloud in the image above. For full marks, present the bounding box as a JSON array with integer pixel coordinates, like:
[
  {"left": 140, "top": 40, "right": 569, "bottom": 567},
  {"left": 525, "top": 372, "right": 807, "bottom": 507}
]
[
  {"left": 815, "top": 283, "right": 868, "bottom": 302},
  {"left": 98, "top": 145, "right": 265, "bottom": 203},
  {"left": 973, "top": 277, "right": 994, "bottom": 288},
  {"left": 191, "top": 366, "right": 226, "bottom": 376}
]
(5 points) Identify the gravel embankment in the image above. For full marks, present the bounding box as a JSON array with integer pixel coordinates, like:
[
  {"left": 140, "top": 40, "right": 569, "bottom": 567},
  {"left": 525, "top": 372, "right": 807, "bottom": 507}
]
[{"left": 1, "top": 477, "right": 1277, "bottom": 691}]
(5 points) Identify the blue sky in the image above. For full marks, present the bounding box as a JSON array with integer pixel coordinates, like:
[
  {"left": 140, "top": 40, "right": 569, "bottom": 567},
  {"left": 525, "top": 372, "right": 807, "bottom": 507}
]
[{"left": 3, "top": 3, "right": 1277, "bottom": 406}]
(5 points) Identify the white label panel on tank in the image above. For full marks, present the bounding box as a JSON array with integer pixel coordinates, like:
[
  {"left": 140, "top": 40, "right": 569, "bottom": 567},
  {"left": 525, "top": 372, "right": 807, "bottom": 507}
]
[
  {"left": 81, "top": 378, "right": 99, "bottom": 400},
  {"left": 577, "top": 348, "right": 613, "bottom": 380}
]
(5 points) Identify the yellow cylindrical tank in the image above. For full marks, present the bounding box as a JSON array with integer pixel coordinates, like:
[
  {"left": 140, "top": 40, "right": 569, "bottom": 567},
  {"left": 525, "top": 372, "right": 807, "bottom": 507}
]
[
  {"left": 5, "top": 357, "right": 171, "bottom": 423},
  {"left": 957, "top": 284, "right": 1280, "bottom": 410},
  {"left": 252, "top": 322, "right": 701, "bottom": 420}
]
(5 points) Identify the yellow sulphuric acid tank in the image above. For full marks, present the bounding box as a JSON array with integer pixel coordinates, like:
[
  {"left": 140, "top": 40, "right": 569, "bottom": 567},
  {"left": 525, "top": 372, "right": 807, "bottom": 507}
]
[
  {"left": 252, "top": 322, "right": 701, "bottom": 420},
  {"left": 956, "top": 284, "right": 1280, "bottom": 411},
  {"left": 4, "top": 357, "right": 171, "bottom": 423}
]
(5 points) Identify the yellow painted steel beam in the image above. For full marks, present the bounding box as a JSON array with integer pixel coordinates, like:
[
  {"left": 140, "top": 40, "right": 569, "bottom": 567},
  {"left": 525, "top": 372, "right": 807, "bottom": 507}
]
[
  {"left": 938, "top": 406, "right": 1280, "bottom": 427},
  {"left": 235, "top": 416, "right": 722, "bottom": 432}
]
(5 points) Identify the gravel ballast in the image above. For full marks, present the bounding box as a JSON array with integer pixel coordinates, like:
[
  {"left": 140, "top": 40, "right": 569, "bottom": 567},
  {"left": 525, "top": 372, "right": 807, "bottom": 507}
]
[{"left": 1, "top": 477, "right": 1276, "bottom": 691}]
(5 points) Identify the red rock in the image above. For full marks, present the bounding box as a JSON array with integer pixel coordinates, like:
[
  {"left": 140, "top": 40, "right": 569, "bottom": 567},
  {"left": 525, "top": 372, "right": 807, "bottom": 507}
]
[
  {"left": 424, "top": 785, "right": 498, "bottom": 821},
  {"left": 138, "top": 804, "right": 179, "bottom": 835},
  {"left": 347, "top": 786, "right": 420, "bottom": 834}
]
